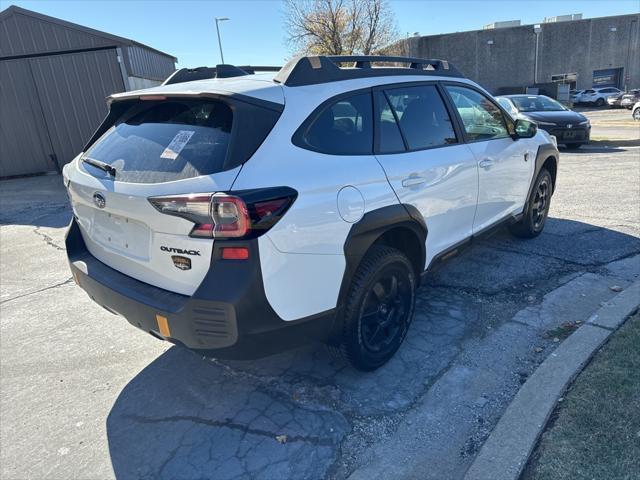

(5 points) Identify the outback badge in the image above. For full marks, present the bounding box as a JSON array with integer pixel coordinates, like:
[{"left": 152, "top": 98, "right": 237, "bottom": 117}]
[{"left": 171, "top": 255, "right": 191, "bottom": 271}]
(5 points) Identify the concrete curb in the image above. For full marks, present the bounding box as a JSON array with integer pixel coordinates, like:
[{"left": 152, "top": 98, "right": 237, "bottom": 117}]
[{"left": 464, "top": 280, "right": 640, "bottom": 480}]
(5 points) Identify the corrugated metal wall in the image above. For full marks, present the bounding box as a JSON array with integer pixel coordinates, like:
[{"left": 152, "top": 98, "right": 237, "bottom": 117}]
[
  {"left": 0, "top": 9, "right": 112, "bottom": 57},
  {"left": 127, "top": 45, "right": 176, "bottom": 81},
  {"left": 0, "top": 49, "right": 125, "bottom": 177},
  {"left": 0, "top": 6, "right": 176, "bottom": 177},
  {"left": 0, "top": 59, "right": 58, "bottom": 176}
]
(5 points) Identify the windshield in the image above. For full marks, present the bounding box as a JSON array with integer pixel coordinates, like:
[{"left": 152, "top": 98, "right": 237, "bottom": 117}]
[
  {"left": 510, "top": 96, "right": 567, "bottom": 112},
  {"left": 83, "top": 99, "right": 233, "bottom": 183}
]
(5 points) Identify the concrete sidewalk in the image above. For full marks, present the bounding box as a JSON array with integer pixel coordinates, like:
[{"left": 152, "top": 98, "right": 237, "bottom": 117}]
[{"left": 464, "top": 282, "right": 640, "bottom": 480}]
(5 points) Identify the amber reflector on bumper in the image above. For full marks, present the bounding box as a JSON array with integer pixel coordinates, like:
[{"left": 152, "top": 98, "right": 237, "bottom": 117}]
[{"left": 156, "top": 314, "right": 171, "bottom": 337}]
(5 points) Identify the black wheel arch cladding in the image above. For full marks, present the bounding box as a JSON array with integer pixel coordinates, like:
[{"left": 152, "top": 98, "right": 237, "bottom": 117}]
[
  {"left": 526, "top": 143, "right": 559, "bottom": 208},
  {"left": 330, "top": 203, "right": 426, "bottom": 342}
]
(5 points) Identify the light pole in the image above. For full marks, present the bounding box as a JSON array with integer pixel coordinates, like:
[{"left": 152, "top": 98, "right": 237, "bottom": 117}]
[
  {"left": 215, "top": 17, "right": 229, "bottom": 64},
  {"left": 533, "top": 24, "right": 541, "bottom": 85}
]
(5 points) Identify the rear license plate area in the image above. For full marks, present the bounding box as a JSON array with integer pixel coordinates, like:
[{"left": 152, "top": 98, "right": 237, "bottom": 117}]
[{"left": 91, "top": 210, "right": 150, "bottom": 260}]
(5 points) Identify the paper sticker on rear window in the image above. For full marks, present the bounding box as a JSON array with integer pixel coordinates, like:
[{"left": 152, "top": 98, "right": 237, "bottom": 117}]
[{"left": 160, "top": 130, "right": 195, "bottom": 160}]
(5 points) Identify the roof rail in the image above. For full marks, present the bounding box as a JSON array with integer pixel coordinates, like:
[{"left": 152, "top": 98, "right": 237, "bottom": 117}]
[
  {"left": 162, "top": 64, "right": 283, "bottom": 85},
  {"left": 274, "top": 55, "right": 464, "bottom": 87}
]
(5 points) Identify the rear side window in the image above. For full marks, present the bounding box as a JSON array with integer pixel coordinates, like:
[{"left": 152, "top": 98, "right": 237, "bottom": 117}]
[
  {"left": 384, "top": 85, "right": 457, "bottom": 150},
  {"left": 300, "top": 92, "right": 373, "bottom": 155}
]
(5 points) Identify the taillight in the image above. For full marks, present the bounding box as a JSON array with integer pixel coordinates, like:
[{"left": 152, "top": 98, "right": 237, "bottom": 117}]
[
  {"left": 148, "top": 187, "right": 297, "bottom": 239},
  {"left": 207, "top": 194, "right": 250, "bottom": 238}
]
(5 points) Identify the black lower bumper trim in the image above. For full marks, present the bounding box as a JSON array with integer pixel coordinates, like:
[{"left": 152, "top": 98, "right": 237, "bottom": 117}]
[{"left": 65, "top": 218, "right": 336, "bottom": 359}]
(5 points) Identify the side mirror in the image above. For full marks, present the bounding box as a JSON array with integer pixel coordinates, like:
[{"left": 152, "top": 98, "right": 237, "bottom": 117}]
[{"left": 514, "top": 119, "right": 537, "bottom": 138}]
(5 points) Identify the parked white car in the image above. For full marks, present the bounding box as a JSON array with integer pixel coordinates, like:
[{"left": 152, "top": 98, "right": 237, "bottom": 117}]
[
  {"left": 580, "top": 87, "right": 623, "bottom": 107},
  {"left": 570, "top": 89, "right": 585, "bottom": 104},
  {"left": 633, "top": 101, "right": 640, "bottom": 121},
  {"left": 62, "top": 55, "right": 559, "bottom": 370}
]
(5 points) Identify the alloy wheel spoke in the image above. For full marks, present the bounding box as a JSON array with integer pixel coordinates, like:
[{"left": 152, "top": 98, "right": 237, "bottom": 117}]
[
  {"left": 388, "top": 275, "right": 398, "bottom": 300},
  {"left": 361, "top": 310, "right": 379, "bottom": 325},
  {"left": 368, "top": 325, "right": 384, "bottom": 345}
]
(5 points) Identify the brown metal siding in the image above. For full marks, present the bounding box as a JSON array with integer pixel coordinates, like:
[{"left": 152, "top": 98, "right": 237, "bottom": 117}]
[
  {"left": 0, "top": 10, "right": 112, "bottom": 57},
  {"left": 0, "top": 48, "right": 125, "bottom": 177},
  {"left": 126, "top": 44, "right": 175, "bottom": 81}
]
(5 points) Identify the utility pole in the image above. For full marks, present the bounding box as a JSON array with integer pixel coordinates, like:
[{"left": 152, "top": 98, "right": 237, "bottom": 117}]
[{"left": 215, "top": 17, "right": 229, "bottom": 64}]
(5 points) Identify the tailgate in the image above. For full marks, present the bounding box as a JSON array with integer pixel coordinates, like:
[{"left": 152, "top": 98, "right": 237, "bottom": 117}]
[
  {"left": 65, "top": 162, "right": 239, "bottom": 296},
  {"left": 63, "top": 93, "right": 282, "bottom": 296}
]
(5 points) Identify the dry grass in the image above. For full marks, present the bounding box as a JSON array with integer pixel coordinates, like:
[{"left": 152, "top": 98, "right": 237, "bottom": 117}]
[{"left": 523, "top": 311, "right": 640, "bottom": 480}]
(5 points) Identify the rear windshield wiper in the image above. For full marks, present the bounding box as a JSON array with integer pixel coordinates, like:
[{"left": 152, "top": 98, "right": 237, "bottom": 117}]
[{"left": 82, "top": 157, "right": 117, "bottom": 177}]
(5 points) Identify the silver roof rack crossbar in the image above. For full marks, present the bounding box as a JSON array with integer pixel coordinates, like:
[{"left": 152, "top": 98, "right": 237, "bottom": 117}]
[{"left": 273, "top": 55, "right": 464, "bottom": 87}]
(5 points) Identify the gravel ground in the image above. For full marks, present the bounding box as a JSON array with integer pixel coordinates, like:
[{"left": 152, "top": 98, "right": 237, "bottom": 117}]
[{"left": 1, "top": 110, "right": 639, "bottom": 479}]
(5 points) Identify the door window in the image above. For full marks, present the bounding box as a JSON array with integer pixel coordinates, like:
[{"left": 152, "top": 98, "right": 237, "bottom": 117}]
[
  {"left": 383, "top": 85, "right": 457, "bottom": 150},
  {"left": 497, "top": 97, "right": 518, "bottom": 116},
  {"left": 301, "top": 92, "right": 373, "bottom": 155},
  {"left": 375, "top": 92, "right": 406, "bottom": 153},
  {"left": 445, "top": 85, "right": 510, "bottom": 141}
]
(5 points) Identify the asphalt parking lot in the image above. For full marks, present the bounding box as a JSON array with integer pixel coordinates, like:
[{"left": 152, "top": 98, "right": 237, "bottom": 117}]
[{"left": 1, "top": 109, "right": 639, "bottom": 480}]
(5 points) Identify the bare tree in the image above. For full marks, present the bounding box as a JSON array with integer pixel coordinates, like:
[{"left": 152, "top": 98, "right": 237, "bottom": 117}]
[{"left": 284, "top": 0, "right": 399, "bottom": 56}]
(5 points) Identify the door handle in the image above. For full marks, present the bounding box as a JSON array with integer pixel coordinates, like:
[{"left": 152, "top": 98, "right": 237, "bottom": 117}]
[
  {"left": 402, "top": 176, "right": 427, "bottom": 188},
  {"left": 479, "top": 158, "right": 494, "bottom": 169}
]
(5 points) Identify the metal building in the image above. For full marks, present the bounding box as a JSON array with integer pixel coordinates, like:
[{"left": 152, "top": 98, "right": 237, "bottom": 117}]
[{"left": 0, "top": 6, "right": 177, "bottom": 178}]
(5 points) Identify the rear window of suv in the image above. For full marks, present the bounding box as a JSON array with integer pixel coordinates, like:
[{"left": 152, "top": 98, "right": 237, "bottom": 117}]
[{"left": 83, "top": 99, "right": 232, "bottom": 184}]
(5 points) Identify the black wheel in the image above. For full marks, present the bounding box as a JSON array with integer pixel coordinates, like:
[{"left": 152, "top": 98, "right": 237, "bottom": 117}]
[
  {"left": 595, "top": 98, "right": 605, "bottom": 107},
  {"left": 510, "top": 169, "right": 553, "bottom": 238},
  {"left": 338, "top": 245, "right": 416, "bottom": 371},
  {"left": 634, "top": 108, "right": 640, "bottom": 121}
]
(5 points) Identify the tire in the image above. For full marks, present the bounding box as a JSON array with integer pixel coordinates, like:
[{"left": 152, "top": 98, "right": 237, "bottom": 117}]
[
  {"left": 338, "top": 245, "right": 416, "bottom": 371},
  {"left": 510, "top": 168, "right": 553, "bottom": 239},
  {"left": 634, "top": 108, "right": 640, "bottom": 121},
  {"left": 595, "top": 98, "right": 605, "bottom": 107}
]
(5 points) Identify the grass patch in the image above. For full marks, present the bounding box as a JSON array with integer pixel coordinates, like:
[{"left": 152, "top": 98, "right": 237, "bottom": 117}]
[{"left": 523, "top": 311, "right": 640, "bottom": 480}]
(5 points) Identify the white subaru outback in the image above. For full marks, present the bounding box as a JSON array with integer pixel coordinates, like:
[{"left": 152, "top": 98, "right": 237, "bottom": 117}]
[{"left": 63, "top": 56, "right": 559, "bottom": 371}]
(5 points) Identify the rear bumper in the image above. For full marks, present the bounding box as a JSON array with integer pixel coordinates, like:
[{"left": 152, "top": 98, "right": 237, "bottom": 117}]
[{"left": 65, "top": 218, "right": 335, "bottom": 359}]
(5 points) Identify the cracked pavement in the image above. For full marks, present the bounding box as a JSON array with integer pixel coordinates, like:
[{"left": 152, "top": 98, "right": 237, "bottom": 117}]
[{"left": 1, "top": 116, "right": 639, "bottom": 479}]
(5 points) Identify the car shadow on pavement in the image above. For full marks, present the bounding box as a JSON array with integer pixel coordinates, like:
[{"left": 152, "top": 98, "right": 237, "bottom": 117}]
[
  {"left": 0, "top": 175, "right": 71, "bottom": 228},
  {"left": 106, "top": 218, "right": 640, "bottom": 480}
]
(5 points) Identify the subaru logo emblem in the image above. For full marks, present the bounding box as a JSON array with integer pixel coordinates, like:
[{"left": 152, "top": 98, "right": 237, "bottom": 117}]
[
  {"left": 566, "top": 124, "right": 573, "bottom": 129},
  {"left": 93, "top": 192, "right": 106, "bottom": 209}
]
